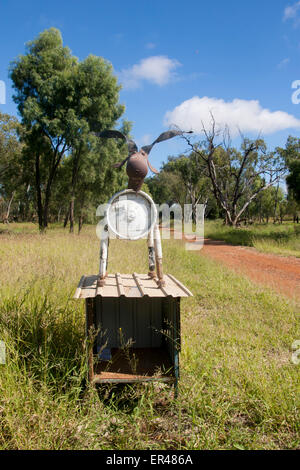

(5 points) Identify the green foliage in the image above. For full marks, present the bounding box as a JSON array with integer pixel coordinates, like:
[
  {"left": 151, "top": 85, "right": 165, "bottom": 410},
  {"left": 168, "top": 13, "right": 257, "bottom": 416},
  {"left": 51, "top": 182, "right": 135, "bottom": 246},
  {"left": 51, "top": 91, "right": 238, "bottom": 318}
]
[
  {"left": 9, "top": 28, "right": 125, "bottom": 230},
  {"left": 204, "top": 220, "right": 300, "bottom": 257},
  {"left": 286, "top": 161, "right": 300, "bottom": 203},
  {"left": 0, "top": 113, "right": 27, "bottom": 221},
  {"left": 277, "top": 136, "right": 300, "bottom": 204},
  {"left": 147, "top": 153, "right": 212, "bottom": 220},
  {"left": 0, "top": 112, "right": 23, "bottom": 184}
]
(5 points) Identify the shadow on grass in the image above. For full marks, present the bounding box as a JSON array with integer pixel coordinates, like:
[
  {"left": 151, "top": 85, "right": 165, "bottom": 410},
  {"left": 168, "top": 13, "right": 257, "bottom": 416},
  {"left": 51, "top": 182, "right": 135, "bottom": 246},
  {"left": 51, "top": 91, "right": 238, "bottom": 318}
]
[
  {"left": 96, "top": 383, "right": 147, "bottom": 412},
  {"left": 95, "top": 382, "right": 175, "bottom": 413}
]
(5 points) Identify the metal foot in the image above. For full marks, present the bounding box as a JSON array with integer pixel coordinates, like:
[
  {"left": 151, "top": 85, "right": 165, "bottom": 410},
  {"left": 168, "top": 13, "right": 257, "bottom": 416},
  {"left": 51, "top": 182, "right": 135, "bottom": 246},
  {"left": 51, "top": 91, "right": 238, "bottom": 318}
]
[
  {"left": 148, "top": 270, "right": 156, "bottom": 279},
  {"left": 157, "top": 278, "right": 166, "bottom": 288},
  {"left": 97, "top": 272, "right": 107, "bottom": 287}
]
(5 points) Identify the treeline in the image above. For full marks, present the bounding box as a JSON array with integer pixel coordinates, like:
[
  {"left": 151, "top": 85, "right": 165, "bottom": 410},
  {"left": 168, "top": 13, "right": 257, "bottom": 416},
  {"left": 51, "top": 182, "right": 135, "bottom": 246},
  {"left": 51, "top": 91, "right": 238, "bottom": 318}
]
[
  {"left": 0, "top": 28, "right": 130, "bottom": 232},
  {"left": 0, "top": 28, "right": 300, "bottom": 230},
  {"left": 147, "top": 131, "right": 300, "bottom": 226}
]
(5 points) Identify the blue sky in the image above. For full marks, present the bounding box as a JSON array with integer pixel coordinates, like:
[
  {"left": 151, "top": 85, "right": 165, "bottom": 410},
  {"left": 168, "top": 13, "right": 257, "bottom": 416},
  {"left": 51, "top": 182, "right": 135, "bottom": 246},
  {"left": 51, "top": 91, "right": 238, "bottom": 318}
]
[{"left": 1, "top": 0, "right": 300, "bottom": 170}]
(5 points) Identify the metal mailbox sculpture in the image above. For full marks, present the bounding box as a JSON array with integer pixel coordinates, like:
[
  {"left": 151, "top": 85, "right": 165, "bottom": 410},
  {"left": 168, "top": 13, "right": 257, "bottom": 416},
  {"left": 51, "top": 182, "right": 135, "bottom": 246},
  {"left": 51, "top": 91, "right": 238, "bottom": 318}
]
[
  {"left": 96, "top": 129, "right": 188, "bottom": 288},
  {"left": 74, "top": 129, "right": 193, "bottom": 392}
]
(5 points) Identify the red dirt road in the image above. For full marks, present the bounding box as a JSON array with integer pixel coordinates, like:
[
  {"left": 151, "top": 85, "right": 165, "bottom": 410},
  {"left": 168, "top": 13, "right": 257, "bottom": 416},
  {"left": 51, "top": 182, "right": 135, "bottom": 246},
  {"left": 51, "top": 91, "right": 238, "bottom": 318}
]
[
  {"left": 200, "top": 239, "right": 300, "bottom": 302},
  {"left": 162, "top": 228, "right": 300, "bottom": 302}
]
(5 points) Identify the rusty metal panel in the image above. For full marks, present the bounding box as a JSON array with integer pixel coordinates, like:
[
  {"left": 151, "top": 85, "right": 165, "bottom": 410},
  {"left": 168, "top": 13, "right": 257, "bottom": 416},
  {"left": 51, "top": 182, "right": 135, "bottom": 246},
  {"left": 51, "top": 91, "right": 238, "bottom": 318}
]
[
  {"left": 74, "top": 273, "right": 193, "bottom": 299},
  {"left": 150, "top": 298, "right": 163, "bottom": 348},
  {"left": 119, "top": 296, "right": 135, "bottom": 347},
  {"left": 96, "top": 297, "right": 119, "bottom": 349},
  {"left": 135, "top": 298, "right": 150, "bottom": 347},
  {"left": 95, "top": 296, "right": 164, "bottom": 350}
]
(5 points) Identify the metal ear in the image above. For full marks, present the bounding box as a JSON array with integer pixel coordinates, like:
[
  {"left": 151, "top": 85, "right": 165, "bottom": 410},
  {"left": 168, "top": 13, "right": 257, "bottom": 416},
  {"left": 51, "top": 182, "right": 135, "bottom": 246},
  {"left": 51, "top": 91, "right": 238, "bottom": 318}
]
[
  {"left": 113, "top": 156, "right": 130, "bottom": 169},
  {"left": 96, "top": 130, "right": 138, "bottom": 155},
  {"left": 147, "top": 158, "right": 159, "bottom": 174},
  {"left": 141, "top": 129, "right": 192, "bottom": 156},
  {"left": 153, "top": 129, "right": 183, "bottom": 145},
  {"left": 96, "top": 130, "right": 127, "bottom": 141}
]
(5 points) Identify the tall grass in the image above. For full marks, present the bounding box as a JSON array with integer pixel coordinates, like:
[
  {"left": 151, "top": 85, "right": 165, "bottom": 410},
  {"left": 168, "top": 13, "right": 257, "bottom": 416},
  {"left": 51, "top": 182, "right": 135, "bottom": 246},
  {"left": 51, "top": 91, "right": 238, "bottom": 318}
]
[
  {"left": 204, "top": 220, "right": 300, "bottom": 257},
  {"left": 0, "top": 223, "right": 299, "bottom": 449}
]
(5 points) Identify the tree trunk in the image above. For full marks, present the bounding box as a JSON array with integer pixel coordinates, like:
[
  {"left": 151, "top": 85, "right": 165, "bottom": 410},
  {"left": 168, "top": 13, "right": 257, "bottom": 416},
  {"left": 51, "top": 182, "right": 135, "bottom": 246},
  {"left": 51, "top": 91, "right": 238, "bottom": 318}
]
[
  {"left": 3, "top": 191, "right": 15, "bottom": 224},
  {"left": 273, "top": 183, "right": 279, "bottom": 224},
  {"left": 69, "top": 196, "right": 75, "bottom": 233},
  {"left": 69, "top": 143, "right": 83, "bottom": 234},
  {"left": 78, "top": 214, "right": 84, "bottom": 234},
  {"left": 63, "top": 210, "right": 69, "bottom": 228},
  {"left": 224, "top": 211, "right": 232, "bottom": 225},
  {"left": 43, "top": 186, "right": 51, "bottom": 229},
  {"left": 35, "top": 154, "right": 44, "bottom": 231}
]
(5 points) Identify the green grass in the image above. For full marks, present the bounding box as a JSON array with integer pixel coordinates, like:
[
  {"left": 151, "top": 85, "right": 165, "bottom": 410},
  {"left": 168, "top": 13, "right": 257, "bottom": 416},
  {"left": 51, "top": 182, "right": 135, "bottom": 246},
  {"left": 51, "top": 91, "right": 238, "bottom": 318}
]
[
  {"left": 0, "top": 223, "right": 299, "bottom": 449},
  {"left": 204, "top": 220, "right": 300, "bottom": 257}
]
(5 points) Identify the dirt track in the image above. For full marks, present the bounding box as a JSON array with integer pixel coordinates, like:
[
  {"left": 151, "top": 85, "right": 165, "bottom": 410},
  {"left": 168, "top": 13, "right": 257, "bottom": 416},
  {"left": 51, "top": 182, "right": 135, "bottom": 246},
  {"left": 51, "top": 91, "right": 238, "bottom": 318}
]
[
  {"left": 200, "top": 239, "right": 300, "bottom": 302},
  {"left": 162, "top": 228, "right": 300, "bottom": 302}
]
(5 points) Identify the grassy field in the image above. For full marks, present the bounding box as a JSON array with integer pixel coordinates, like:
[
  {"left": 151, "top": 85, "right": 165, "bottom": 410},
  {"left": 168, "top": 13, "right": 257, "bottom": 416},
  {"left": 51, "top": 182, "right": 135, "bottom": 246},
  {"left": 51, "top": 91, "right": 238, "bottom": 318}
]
[
  {"left": 204, "top": 220, "right": 300, "bottom": 258},
  {"left": 0, "top": 223, "right": 299, "bottom": 450}
]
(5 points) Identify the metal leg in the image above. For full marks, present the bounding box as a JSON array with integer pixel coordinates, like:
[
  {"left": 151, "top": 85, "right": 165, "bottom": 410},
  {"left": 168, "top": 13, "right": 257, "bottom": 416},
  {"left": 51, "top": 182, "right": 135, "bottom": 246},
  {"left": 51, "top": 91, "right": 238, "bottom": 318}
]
[
  {"left": 147, "top": 227, "right": 156, "bottom": 278},
  {"left": 154, "top": 224, "right": 165, "bottom": 287},
  {"left": 98, "top": 225, "right": 109, "bottom": 287}
]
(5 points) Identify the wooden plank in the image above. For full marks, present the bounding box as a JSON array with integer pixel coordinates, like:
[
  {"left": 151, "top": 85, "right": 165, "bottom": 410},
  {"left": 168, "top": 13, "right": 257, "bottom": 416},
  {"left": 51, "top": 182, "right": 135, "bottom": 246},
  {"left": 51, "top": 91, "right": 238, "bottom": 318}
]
[
  {"left": 133, "top": 272, "right": 147, "bottom": 297},
  {"left": 75, "top": 273, "right": 193, "bottom": 298},
  {"left": 116, "top": 273, "right": 125, "bottom": 297},
  {"left": 166, "top": 273, "right": 194, "bottom": 297},
  {"left": 92, "top": 376, "right": 175, "bottom": 384},
  {"left": 153, "top": 277, "right": 169, "bottom": 297},
  {"left": 73, "top": 275, "right": 86, "bottom": 299},
  {"left": 81, "top": 275, "right": 97, "bottom": 298}
]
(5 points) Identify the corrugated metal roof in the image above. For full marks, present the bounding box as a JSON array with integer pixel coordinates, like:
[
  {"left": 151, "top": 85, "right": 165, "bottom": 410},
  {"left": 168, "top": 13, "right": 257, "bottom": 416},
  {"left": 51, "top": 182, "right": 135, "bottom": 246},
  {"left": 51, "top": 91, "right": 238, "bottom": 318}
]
[{"left": 74, "top": 273, "right": 193, "bottom": 299}]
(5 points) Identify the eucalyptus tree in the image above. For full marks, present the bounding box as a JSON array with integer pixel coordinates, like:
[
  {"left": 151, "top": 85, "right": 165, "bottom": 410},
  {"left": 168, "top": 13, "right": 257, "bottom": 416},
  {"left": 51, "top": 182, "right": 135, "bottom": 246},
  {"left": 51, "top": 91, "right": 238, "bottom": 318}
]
[
  {"left": 275, "top": 136, "right": 300, "bottom": 205},
  {"left": 10, "top": 28, "right": 124, "bottom": 231},
  {"left": 65, "top": 55, "right": 125, "bottom": 232},
  {"left": 161, "top": 154, "right": 211, "bottom": 221},
  {"left": 0, "top": 112, "right": 24, "bottom": 222},
  {"left": 286, "top": 163, "right": 300, "bottom": 203}
]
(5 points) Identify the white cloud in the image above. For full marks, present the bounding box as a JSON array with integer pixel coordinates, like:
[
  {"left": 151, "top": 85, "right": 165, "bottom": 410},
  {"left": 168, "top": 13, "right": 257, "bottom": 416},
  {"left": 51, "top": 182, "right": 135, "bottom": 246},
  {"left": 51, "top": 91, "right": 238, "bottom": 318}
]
[
  {"left": 164, "top": 96, "right": 300, "bottom": 137},
  {"left": 283, "top": 1, "right": 300, "bottom": 22},
  {"left": 145, "top": 42, "right": 156, "bottom": 50},
  {"left": 277, "top": 57, "right": 290, "bottom": 69},
  {"left": 120, "top": 56, "right": 181, "bottom": 89}
]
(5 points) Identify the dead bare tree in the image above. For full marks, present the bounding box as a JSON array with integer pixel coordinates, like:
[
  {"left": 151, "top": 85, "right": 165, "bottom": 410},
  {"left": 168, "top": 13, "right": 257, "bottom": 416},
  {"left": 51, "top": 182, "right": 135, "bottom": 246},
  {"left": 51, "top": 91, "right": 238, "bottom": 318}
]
[
  {"left": 181, "top": 117, "right": 286, "bottom": 227},
  {"left": 3, "top": 191, "right": 15, "bottom": 224}
]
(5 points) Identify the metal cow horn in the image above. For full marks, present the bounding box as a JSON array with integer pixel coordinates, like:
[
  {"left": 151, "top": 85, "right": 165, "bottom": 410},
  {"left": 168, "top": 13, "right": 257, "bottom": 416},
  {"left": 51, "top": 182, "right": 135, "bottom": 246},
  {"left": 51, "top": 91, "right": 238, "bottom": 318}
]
[{"left": 97, "top": 129, "right": 192, "bottom": 191}]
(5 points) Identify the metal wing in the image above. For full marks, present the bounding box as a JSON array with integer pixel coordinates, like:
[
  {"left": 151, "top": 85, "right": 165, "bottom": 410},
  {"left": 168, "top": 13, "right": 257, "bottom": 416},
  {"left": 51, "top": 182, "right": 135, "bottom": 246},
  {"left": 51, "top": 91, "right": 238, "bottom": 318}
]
[
  {"left": 141, "top": 129, "right": 189, "bottom": 155},
  {"left": 96, "top": 130, "right": 138, "bottom": 169},
  {"left": 96, "top": 129, "right": 138, "bottom": 158}
]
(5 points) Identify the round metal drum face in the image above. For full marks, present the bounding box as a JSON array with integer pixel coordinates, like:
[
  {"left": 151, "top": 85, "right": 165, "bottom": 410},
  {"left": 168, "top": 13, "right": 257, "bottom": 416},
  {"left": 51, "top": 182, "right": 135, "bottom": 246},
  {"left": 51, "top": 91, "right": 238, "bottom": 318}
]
[{"left": 107, "top": 191, "right": 157, "bottom": 240}]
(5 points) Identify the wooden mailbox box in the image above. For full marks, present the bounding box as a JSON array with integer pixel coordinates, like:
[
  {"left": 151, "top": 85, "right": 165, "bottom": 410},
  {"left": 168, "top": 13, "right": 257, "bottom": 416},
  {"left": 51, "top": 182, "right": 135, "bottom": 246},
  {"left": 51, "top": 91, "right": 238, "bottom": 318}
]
[{"left": 74, "top": 273, "right": 192, "bottom": 388}]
